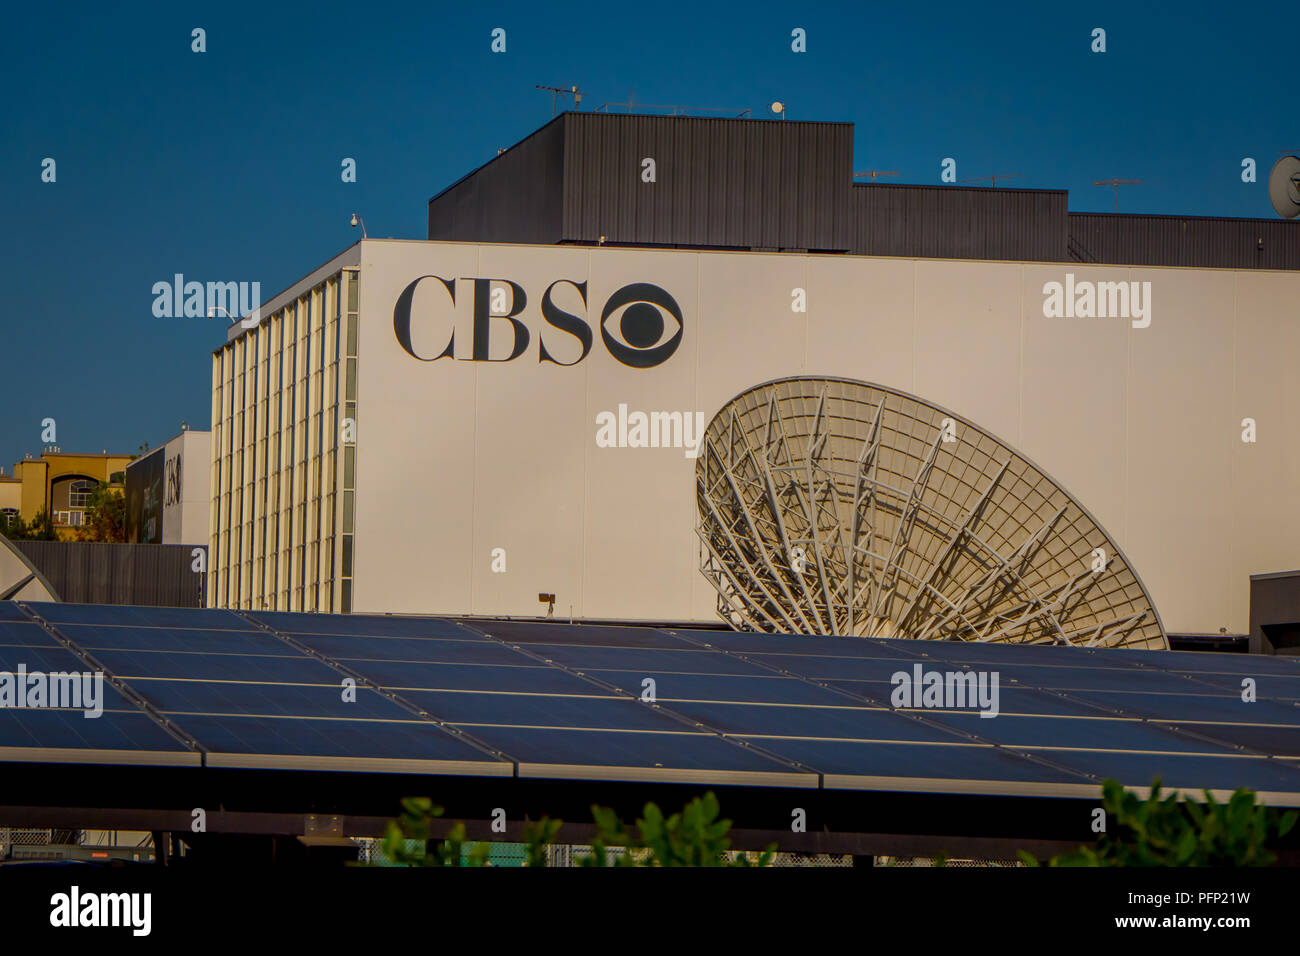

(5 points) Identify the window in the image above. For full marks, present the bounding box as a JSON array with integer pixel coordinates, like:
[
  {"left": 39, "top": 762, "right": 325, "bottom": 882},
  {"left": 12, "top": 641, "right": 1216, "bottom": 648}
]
[{"left": 68, "top": 479, "right": 96, "bottom": 508}]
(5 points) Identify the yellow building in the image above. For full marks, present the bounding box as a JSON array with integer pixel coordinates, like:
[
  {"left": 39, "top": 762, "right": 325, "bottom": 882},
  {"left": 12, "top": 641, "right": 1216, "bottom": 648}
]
[
  {"left": 0, "top": 469, "right": 21, "bottom": 529},
  {"left": 6, "top": 447, "right": 133, "bottom": 540}
]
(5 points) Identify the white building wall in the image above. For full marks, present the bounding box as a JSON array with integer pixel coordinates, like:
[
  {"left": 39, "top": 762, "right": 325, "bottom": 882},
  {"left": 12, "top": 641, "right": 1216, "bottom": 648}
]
[
  {"left": 159, "top": 430, "right": 212, "bottom": 546},
  {"left": 215, "top": 238, "right": 1300, "bottom": 634}
]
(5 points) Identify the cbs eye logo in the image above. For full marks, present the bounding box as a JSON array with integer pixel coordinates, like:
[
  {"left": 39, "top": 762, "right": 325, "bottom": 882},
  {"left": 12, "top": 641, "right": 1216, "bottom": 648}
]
[
  {"left": 600, "top": 282, "right": 684, "bottom": 368},
  {"left": 392, "top": 275, "right": 685, "bottom": 369}
]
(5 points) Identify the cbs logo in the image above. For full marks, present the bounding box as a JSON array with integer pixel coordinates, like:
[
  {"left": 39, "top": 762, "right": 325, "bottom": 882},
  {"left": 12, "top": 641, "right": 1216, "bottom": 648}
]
[{"left": 392, "top": 276, "right": 683, "bottom": 369}]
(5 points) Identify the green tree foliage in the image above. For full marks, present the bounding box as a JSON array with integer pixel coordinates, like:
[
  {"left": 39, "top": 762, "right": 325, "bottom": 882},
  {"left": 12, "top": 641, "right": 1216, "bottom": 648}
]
[
  {"left": 74, "top": 483, "right": 127, "bottom": 542},
  {"left": 1020, "top": 778, "right": 1297, "bottom": 867},
  {"left": 578, "top": 792, "right": 775, "bottom": 867},
  {"left": 520, "top": 817, "right": 563, "bottom": 867},
  {"left": 1, "top": 507, "right": 55, "bottom": 541},
  {"left": 379, "top": 792, "right": 774, "bottom": 868},
  {"left": 380, "top": 797, "right": 491, "bottom": 867}
]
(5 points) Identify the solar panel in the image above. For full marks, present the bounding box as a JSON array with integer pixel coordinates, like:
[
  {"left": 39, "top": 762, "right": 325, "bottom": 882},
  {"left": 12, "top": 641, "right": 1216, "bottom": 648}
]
[
  {"left": 26, "top": 602, "right": 255, "bottom": 630},
  {"left": 666, "top": 700, "right": 961, "bottom": 743},
  {"left": 0, "top": 644, "right": 109, "bottom": 676},
  {"left": 979, "top": 663, "right": 1220, "bottom": 695},
  {"left": 913, "top": 641, "right": 1134, "bottom": 667},
  {"left": 294, "top": 634, "right": 526, "bottom": 665},
  {"left": 684, "top": 631, "right": 934, "bottom": 661},
  {"left": 340, "top": 660, "right": 609, "bottom": 695},
  {"left": 955, "top": 687, "right": 1092, "bottom": 717},
  {"left": 60, "top": 624, "right": 292, "bottom": 655},
  {"left": 89, "top": 649, "right": 340, "bottom": 685},
  {"left": 758, "top": 738, "right": 1091, "bottom": 792},
  {"left": 0, "top": 602, "right": 32, "bottom": 621},
  {"left": 531, "top": 644, "right": 772, "bottom": 675},
  {"left": 407, "top": 690, "right": 697, "bottom": 733},
  {"left": 925, "top": 713, "right": 1247, "bottom": 756},
  {"left": 248, "top": 610, "right": 472, "bottom": 639},
  {"left": 183, "top": 714, "right": 512, "bottom": 775},
  {"left": 469, "top": 620, "right": 696, "bottom": 649},
  {"left": 1117, "top": 648, "right": 1300, "bottom": 675},
  {"left": 592, "top": 671, "right": 853, "bottom": 706},
  {"left": 2, "top": 604, "right": 1299, "bottom": 803},
  {"left": 0, "top": 621, "right": 58, "bottom": 646},
  {"left": 0, "top": 709, "right": 197, "bottom": 766},
  {"left": 1173, "top": 723, "right": 1300, "bottom": 757},
  {"left": 1068, "top": 690, "right": 1300, "bottom": 725},
  {"left": 131, "top": 679, "right": 416, "bottom": 721},
  {"left": 822, "top": 678, "right": 907, "bottom": 702},
  {"left": 745, "top": 654, "right": 910, "bottom": 681},
  {"left": 1035, "top": 750, "right": 1300, "bottom": 797},
  {"left": 477, "top": 725, "right": 815, "bottom": 786},
  {"left": 1163, "top": 671, "right": 1300, "bottom": 696}
]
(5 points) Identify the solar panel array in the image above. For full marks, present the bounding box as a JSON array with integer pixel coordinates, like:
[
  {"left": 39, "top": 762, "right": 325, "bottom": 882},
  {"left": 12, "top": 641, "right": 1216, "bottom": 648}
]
[{"left": 2, "top": 602, "right": 1299, "bottom": 803}]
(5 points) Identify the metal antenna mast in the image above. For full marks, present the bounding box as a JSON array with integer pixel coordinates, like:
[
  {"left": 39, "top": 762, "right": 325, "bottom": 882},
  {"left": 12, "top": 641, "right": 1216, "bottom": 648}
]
[
  {"left": 535, "top": 84, "right": 583, "bottom": 116},
  {"left": 1093, "top": 178, "right": 1143, "bottom": 213}
]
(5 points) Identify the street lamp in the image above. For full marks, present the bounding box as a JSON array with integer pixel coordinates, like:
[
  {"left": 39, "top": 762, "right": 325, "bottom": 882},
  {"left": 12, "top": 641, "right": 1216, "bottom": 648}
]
[{"left": 208, "top": 305, "right": 260, "bottom": 330}]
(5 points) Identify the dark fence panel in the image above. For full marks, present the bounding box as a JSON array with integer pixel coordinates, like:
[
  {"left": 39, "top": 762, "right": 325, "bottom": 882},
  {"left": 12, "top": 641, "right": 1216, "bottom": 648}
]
[{"left": 13, "top": 542, "right": 207, "bottom": 607}]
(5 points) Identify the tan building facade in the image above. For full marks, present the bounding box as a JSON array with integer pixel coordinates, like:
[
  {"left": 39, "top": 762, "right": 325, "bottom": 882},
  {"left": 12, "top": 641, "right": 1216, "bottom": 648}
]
[
  {"left": 4, "top": 450, "right": 133, "bottom": 539},
  {"left": 209, "top": 239, "right": 1300, "bottom": 637}
]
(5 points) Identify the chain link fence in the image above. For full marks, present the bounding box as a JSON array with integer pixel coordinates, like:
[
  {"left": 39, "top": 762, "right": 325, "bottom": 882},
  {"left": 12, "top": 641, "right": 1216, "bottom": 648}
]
[
  {"left": 354, "top": 837, "right": 851, "bottom": 867},
  {"left": 0, "top": 828, "right": 54, "bottom": 857},
  {"left": 875, "top": 856, "right": 1024, "bottom": 867}
]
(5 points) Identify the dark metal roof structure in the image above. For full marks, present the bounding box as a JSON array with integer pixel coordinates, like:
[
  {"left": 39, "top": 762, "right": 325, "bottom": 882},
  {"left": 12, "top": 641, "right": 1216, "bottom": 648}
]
[
  {"left": 428, "top": 112, "right": 1299, "bottom": 269},
  {"left": 1068, "top": 212, "right": 1300, "bottom": 270}
]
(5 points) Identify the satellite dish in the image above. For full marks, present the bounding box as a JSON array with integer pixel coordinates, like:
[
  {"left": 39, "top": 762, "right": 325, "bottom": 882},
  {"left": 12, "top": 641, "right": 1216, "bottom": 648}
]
[
  {"left": 771, "top": 101, "right": 784, "bottom": 114},
  {"left": 1267, "top": 156, "right": 1300, "bottom": 219}
]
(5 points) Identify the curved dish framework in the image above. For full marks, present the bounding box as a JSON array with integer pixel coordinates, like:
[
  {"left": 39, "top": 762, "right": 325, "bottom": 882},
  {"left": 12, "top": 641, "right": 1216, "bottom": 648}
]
[{"left": 695, "top": 377, "right": 1167, "bottom": 649}]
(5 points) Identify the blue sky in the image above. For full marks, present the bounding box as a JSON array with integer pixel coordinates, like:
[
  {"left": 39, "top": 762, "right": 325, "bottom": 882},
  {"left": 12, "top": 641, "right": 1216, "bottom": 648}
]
[{"left": 1, "top": 0, "right": 1292, "bottom": 471}]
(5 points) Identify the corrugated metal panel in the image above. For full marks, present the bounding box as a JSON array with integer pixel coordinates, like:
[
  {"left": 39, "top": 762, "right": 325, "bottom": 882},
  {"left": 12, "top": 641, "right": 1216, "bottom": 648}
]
[
  {"left": 560, "top": 113, "right": 854, "bottom": 251},
  {"left": 1068, "top": 214, "right": 1300, "bottom": 269},
  {"left": 423, "top": 111, "right": 1297, "bottom": 269},
  {"left": 13, "top": 542, "right": 207, "bottom": 607},
  {"left": 427, "top": 117, "right": 565, "bottom": 243},
  {"left": 853, "top": 183, "right": 1068, "bottom": 261}
]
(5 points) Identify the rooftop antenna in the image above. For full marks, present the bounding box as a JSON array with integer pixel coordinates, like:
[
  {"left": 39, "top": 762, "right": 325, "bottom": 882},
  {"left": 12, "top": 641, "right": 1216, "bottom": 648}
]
[
  {"left": 593, "top": 92, "right": 750, "bottom": 118},
  {"left": 1267, "top": 155, "right": 1300, "bottom": 219},
  {"left": 855, "top": 169, "right": 900, "bottom": 183},
  {"left": 959, "top": 173, "right": 1023, "bottom": 188},
  {"left": 535, "top": 84, "right": 582, "bottom": 117},
  {"left": 1093, "top": 178, "right": 1143, "bottom": 213}
]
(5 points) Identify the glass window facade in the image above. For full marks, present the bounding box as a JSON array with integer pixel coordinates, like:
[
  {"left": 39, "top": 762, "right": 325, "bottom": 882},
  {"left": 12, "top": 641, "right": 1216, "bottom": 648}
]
[{"left": 209, "top": 269, "right": 353, "bottom": 612}]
